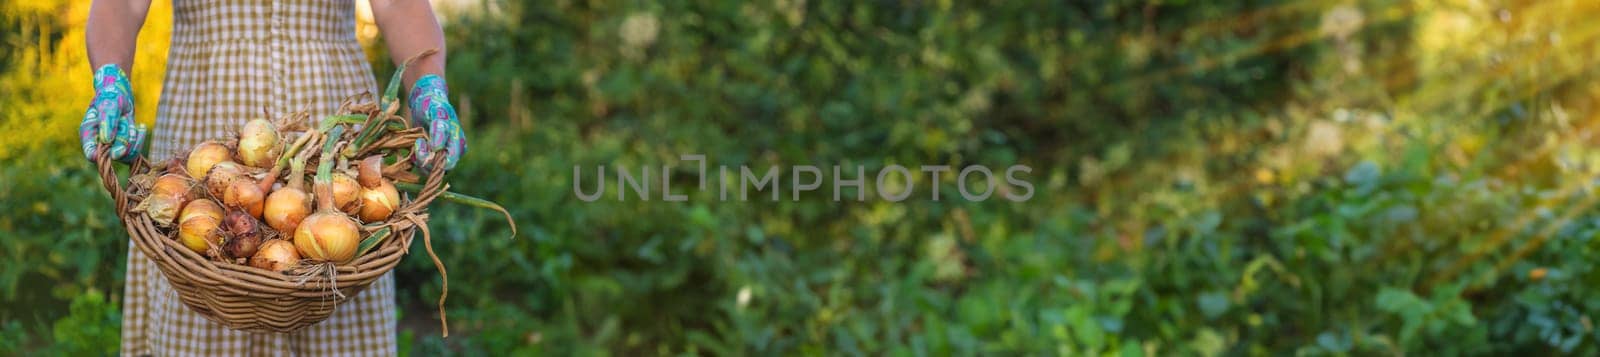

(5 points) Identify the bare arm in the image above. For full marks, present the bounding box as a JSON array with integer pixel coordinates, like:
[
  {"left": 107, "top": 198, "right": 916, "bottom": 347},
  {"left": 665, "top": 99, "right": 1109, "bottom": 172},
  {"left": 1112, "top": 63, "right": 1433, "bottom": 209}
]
[
  {"left": 370, "top": 0, "right": 464, "bottom": 171},
  {"left": 87, "top": 0, "right": 155, "bottom": 70},
  {"left": 369, "top": 0, "right": 447, "bottom": 88}
]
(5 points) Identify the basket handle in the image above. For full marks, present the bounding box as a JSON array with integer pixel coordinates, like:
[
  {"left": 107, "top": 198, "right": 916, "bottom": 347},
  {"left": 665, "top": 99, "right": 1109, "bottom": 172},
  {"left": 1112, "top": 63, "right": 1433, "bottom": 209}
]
[
  {"left": 400, "top": 154, "right": 450, "bottom": 213},
  {"left": 94, "top": 146, "right": 147, "bottom": 215}
]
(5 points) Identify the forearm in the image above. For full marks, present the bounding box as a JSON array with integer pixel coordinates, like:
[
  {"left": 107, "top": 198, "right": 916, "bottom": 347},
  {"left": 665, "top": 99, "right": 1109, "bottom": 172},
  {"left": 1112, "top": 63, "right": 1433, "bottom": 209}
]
[
  {"left": 371, "top": 0, "right": 447, "bottom": 89},
  {"left": 86, "top": 0, "right": 153, "bottom": 70},
  {"left": 372, "top": 0, "right": 463, "bottom": 171}
]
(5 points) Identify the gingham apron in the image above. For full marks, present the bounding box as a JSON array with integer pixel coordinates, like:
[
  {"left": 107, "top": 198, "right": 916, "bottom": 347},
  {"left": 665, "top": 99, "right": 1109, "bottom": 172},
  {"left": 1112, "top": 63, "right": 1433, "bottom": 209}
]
[{"left": 122, "top": 0, "right": 395, "bottom": 355}]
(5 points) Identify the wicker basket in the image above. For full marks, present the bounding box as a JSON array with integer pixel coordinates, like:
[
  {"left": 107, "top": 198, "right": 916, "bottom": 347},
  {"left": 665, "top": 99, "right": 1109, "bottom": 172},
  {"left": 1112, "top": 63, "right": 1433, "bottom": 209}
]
[{"left": 94, "top": 145, "right": 446, "bottom": 333}]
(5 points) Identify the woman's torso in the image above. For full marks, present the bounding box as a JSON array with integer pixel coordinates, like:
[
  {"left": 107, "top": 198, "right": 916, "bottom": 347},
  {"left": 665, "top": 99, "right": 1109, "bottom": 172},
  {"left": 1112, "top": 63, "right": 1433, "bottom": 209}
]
[{"left": 149, "top": 0, "right": 377, "bottom": 162}]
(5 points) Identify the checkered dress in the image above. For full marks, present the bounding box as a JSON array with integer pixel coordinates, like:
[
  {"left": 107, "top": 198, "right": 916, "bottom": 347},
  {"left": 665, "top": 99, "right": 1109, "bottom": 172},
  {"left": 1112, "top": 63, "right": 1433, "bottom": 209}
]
[{"left": 123, "top": 0, "right": 396, "bottom": 355}]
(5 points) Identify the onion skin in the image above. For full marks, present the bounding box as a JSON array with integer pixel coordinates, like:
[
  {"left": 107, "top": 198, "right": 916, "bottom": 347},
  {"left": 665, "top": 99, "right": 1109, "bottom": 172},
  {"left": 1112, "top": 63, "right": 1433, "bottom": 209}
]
[
  {"left": 185, "top": 142, "right": 233, "bottom": 180},
  {"left": 139, "top": 193, "right": 188, "bottom": 227},
  {"left": 357, "top": 180, "right": 401, "bottom": 222},
  {"left": 250, "top": 239, "right": 301, "bottom": 272},
  {"left": 140, "top": 174, "right": 195, "bottom": 226},
  {"left": 178, "top": 199, "right": 225, "bottom": 254},
  {"left": 223, "top": 180, "right": 266, "bottom": 218},
  {"left": 294, "top": 212, "right": 361, "bottom": 263},
  {"left": 163, "top": 157, "right": 187, "bottom": 175},
  {"left": 331, "top": 172, "right": 361, "bottom": 214},
  {"left": 237, "top": 118, "right": 282, "bottom": 168},
  {"left": 263, "top": 187, "right": 311, "bottom": 234}
]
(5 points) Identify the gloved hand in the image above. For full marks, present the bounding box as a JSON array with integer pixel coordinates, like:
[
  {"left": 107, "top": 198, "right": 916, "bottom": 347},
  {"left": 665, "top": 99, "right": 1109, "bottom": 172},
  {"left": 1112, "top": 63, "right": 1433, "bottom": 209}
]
[
  {"left": 79, "top": 64, "right": 146, "bottom": 162},
  {"left": 408, "top": 74, "right": 465, "bottom": 171}
]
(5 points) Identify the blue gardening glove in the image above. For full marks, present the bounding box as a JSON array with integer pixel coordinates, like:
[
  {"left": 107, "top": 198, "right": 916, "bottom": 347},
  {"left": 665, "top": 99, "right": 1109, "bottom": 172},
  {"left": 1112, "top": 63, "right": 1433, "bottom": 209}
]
[
  {"left": 79, "top": 64, "right": 146, "bottom": 162},
  {"left": 408, "top": 74, "right": 465, "bottom": 171}
]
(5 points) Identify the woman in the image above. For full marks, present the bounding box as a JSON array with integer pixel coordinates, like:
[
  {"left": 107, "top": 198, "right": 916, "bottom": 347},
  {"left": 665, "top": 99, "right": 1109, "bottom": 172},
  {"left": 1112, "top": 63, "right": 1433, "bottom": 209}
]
[{"left": 78, "top": 0, "right": 465, "bottom": 355}]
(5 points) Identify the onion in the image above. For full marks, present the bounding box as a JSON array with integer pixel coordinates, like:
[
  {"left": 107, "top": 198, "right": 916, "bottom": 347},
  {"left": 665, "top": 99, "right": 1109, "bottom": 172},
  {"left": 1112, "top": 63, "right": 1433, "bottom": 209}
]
[
  {"left": 151, "top": 173, "right": 195, "bottom": 198},
  {"left": 357, "top": 155, "right": 385, "bottom": 188},
  {"left": 256, "top": 130, "right": 318, "bottom": 194},
  {"left": 222, "top": 179, "right": 266, "bottom": 218},
  {"left": 294, "top": 212, "right": 361, "bottom": 263},
  {"left": 137, "top": 174, "right": 195, "bottom": 226},
  {"left": 354, "top": 155, "right": 400, "bottom": 222},
  {"left": 205, "top": 161, "right": 247, "bottom": 198},
  {"left": 263, "top": 135, "right": 317, "bottom": 234},
  {"left": 178, "top": 199, "right": 225, "bottom": 254},
  {"left": 250, "top": 239, "right": 301, "bottom": 272},
  {"left": 264, "top": 185, "right": 311, "bottom": 234},
  {"left": 223, "top": 210, "right": 264, "bottom": 259},
  {"left": 237, "top": 118, "right": 283, "bottom": 168},
  {"left": 293, "top": 125, "right": 363, "bottom": 263},
  {"left": 331, "top": 172, "right": 361, "bottom": 214},
  {"left": 139, "top": 194, "right": 188, "bottom": 227},
  {"left": 357, "top": 180, "right": 401, "bottom": 222},
  {"left": 185, "top": 141, "right": 233, "bottom": 180}
]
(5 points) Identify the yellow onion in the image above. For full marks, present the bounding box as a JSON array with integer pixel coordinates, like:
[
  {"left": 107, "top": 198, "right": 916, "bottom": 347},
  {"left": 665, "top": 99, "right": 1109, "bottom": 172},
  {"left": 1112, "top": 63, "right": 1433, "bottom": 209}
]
[
  {"left": 185, "top": 141, "right": 232, "bottom": 180},
  {"left": 357, "top": 180, "right": 401, "bottom": 222},
  {"left": 137, "top": 174, "right": 195, "bottom": 226},
  {"left": 177, "top": 199, "right": 225, "bottom": 254},
  {"left": 354, "top": 155, "right": 400, "bottom": 222},
  {"left": 263, "top": 129, "right": 320, "bottom": 235},
  {"left": 222, "top": 179, "right": 266, "bottom": 218},
  {"left": 294, "top": 212, "right": 361, "bottom": 263},
  {"left": 263, "top": 186, "right": 310, "bottom": 234},
  {"left": 151, "top": 173, "right": 195, "bottom": 197},
  {"left": 250, "top": 239, "right": 301, "bottom": 272},
  {"left": 237, "top": 118, "right": 282, "bottom": 168},
  {"left": 205, "top": 161, "right": 248, "bottom": 198},
  {"left": 255, "top": 131, "right": 311, "bottom": 195},
  {"left": 294, "top": 126, "right": 363, "bottom": 263},
  {"left": 331, "top": 172, "right": 361, "bottom": 214},
  {"left": 139, "top": 194, "right": 188, "bottom": 227}
]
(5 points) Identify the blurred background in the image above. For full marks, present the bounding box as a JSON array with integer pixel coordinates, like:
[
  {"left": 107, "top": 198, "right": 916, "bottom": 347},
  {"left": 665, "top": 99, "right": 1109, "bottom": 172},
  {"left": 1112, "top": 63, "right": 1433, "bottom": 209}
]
[{"left": 6, "top": 0, "right": 1600, "bottom": 354}]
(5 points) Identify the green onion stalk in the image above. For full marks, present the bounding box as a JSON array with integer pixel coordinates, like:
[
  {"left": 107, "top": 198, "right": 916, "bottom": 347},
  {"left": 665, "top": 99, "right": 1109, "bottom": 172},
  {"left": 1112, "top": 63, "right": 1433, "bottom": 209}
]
[{"left": 394, "top": 181, "right": 518, "bottom": 239}]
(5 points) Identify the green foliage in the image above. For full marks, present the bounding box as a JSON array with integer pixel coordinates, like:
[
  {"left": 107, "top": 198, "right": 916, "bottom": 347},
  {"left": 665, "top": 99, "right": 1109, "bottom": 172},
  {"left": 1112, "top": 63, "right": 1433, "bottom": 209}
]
[
  {"left": 7, "top": 0, "right": 1600, "bottom": 355},
  {"left": 49, "top": 289, "right": 121, "bottom": 356},
  {"left": 0, "top": 144, "right": 126, "bottom": 353}
]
